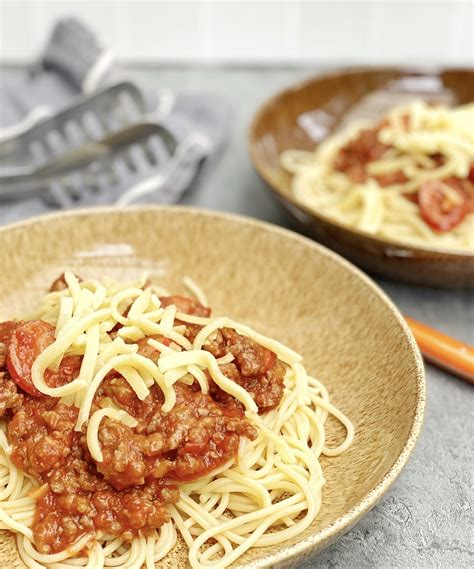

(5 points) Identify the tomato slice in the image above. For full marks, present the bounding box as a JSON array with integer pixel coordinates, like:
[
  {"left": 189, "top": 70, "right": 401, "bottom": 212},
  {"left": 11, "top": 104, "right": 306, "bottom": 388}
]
[
  {"left": 418, "top": 180, "right": 468, "bottom": 232},
  {"left": 6, "top": 320, "right": 83, "bottom": 396},
  {"left": 6, "top": 321, "right": 55, "bottom": 396}
]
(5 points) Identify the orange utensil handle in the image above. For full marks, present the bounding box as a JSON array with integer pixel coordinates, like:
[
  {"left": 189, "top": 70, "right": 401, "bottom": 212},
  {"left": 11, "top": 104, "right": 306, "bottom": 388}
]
[{"left": 405, "top": 316, "right": 474, "bottom": 385}]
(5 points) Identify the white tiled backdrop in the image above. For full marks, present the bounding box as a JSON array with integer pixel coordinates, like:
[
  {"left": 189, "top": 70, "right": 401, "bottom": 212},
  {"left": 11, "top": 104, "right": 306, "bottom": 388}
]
[{"left": 0, "top": 0, "right": 473, "bottom": 65}]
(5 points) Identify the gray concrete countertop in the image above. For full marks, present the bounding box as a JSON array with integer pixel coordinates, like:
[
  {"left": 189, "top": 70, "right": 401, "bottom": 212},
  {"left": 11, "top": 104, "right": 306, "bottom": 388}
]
[{"left": 1, "top": 66, "right": 473, "bottom": 568}]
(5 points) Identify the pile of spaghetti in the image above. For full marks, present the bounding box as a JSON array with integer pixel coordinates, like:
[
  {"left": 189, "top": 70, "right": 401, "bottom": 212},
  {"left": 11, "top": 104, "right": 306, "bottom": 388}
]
[
  {"left": 281, "top": 100, "right": 474, "bottom": 251},
  {"left": 0, "top": 273, "right": 353, "bottom": 569}
]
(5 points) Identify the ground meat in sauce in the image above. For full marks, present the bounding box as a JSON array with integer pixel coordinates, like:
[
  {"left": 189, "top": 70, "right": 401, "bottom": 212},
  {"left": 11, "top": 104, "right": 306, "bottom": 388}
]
[
  {"left": 7, "top": 379, "right": 255, "bottom": 553},
  {"left": 49, "top": 274, "right": 69, "bottom": 292},
  {"left": 136, "top": 335, "right": 171, "bottom": 361},
  {"left": 374, "top": 170, "right": 408, "bottom": 187},
  {"left": 160, "top": 296, "right": 287, "bottom": 411},
  {"left": 204, "top": 328, "right": 286, "bottom": 412},
  {"left": 334, "top": 126, "right": 389, "bottom": 183},
  {"left": 7, "top": 396, "right": 178, "bottom": 553},
  {"left": 93, "top": 379, "right": 256, "bottom": 488},
  {"left": 0, "top": 372, "right": 23, "bottom": 417},
  {"left": 160, "top": 295, "right": 211, "bottom": 317},
  {"left": 333, "top": 120, "right": 473, "bottom": 212},
  {"left": 49, "top": 273, "right": 82, "bottom": 292},
  {"left": 333, "top": 117, "right": 412, "bottom": 186},
  {"left": 33, "top": 481, "right": 176, "bottom": 554},
  {"left": 9, "top": 398, "right": 78, "bottom": 478},
  {"left": 45, "top": 355, "right": 83, "bottom": 389},
  {"left": 0, "top": 322, "right": 26, "bottom": 416},
  {"left": 0, "top": 320, "right": 21, "bottom": 369},
  {"left": 2, "top": 292, "right": 286, "bottom": 554}
]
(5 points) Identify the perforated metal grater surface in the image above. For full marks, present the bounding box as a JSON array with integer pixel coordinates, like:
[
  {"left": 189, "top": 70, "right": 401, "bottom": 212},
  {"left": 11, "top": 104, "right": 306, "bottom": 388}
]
[{"left": 0, "top": 81, "right": 189, "bottom": 206}]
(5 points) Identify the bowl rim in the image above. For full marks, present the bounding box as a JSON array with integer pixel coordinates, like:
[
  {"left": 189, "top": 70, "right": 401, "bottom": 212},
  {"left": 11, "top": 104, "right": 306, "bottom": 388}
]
[
  {"left": 248, "top": 64, "right": 474, "bottom": 261},
  {"left": 0, "top": 205, "right": 426, "bottom": 567}
]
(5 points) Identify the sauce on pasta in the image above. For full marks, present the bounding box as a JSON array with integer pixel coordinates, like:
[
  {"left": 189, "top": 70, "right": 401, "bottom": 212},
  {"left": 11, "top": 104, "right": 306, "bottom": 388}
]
[
  {"left": 0, "top": 273, "right": 354, "bottom": 569},
  {"left": 1, "top": 293, "right": 284, "bottom": 553},
  {"left": 281, "top": 100, "right": 474, "bottom": 251}
]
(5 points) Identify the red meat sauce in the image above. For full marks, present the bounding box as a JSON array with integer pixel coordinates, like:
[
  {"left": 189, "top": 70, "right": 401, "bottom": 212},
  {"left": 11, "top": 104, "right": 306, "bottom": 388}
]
[
  {"left": 0, "top": 290, "right": 286, "bottom": 554},
  {"left": 333, "top": 118, "right": 474, "bottom": 232}
]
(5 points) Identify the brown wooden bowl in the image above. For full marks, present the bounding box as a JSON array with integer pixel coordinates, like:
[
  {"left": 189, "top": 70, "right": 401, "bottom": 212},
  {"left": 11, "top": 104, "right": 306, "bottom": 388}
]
[
  {"left": 0, "top": 207, "right": 425, "bottom": 568},
  {"left": 249, "top": 67, "right": 474, "bottom": 288}
]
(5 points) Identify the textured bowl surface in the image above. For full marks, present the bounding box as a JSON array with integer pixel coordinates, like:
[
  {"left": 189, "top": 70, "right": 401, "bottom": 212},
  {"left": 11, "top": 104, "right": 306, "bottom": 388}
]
[
  {"left": 0, "top": 207, "right": 425, "bottom": 568},
  {"left": 249, "top": 66, "right": 474, "bottom": 288}
]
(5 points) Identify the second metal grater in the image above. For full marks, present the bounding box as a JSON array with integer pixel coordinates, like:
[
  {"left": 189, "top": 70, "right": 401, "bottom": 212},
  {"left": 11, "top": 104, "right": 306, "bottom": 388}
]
[
  {"left": 0, "top": 121, "right": 179, "bottom": 206},
  {"left": 50, "top": 122, "right": 179, "bottom": 207}
]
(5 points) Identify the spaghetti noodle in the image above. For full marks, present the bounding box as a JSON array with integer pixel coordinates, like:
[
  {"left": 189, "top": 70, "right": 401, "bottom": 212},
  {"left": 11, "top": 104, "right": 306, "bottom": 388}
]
[
  {"left": 0, "top": 274, "right": 353, "bottom": 569},
  {"left": 281, "top": 100, "right": 474, "bottom": 251}
]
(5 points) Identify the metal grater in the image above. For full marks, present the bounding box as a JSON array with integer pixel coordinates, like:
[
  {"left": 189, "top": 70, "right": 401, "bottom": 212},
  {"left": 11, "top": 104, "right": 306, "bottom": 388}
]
[
  {"left": 0, "top": 81, "right": 185, "bottom": 206},
  {"left": 0, "top": 120, "right": 178, "bottom": 207}
]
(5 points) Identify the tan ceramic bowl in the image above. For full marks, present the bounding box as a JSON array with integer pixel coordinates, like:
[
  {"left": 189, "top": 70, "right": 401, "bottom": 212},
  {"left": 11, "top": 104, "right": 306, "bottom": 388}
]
[
  {"left": 249, "top": 67, "right": 474, "bottom": 288},
  {"left": 0, "top": 207, "right": 425, "bottom": 568}
]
